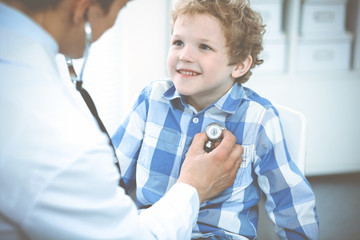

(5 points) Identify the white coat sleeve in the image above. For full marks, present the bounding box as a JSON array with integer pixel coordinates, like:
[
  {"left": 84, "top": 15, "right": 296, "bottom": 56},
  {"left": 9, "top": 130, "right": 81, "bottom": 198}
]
[
  {"left": 139, "top": 183, "right": 200, "bottom": 239},
  {"left": 17, "top": 143, "right": 199, "bottom": 240}
]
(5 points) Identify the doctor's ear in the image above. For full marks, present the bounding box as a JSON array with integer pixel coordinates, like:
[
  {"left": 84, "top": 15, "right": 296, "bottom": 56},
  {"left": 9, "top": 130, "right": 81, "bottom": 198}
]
[
  {"left": 231, "top": 55, "right": 253, "bottom": 79},
  {"left": 72, "top": 0, "right": 92, "bottom": 24}
]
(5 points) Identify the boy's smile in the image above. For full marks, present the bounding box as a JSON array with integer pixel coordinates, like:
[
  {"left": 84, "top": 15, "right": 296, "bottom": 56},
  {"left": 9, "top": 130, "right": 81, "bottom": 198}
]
[
  {"left": 176, "top": 68, "right": 201, "bottom": 77},
  {"left": 167, "top": 14, "right": 239, "bottom": 112}
]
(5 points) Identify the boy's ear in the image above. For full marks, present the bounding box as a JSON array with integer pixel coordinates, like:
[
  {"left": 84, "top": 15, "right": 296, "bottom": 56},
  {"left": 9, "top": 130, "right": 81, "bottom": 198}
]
[{"left": 231, "top": 55, "right": 253, "bottom": 79}]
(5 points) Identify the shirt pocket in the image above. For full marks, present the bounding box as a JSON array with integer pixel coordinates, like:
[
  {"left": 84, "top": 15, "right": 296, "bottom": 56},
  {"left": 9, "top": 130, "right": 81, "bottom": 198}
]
[
  {"left": 137, "top": 122, "right": 182, "bottom": 171},
  {"left": 234, "top": 145, "right": 254, "bottom": 187}
]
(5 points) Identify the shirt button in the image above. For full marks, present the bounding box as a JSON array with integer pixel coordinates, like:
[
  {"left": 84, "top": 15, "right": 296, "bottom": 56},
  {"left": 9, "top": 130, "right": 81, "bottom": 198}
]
[{"left": 193, "top": 117, "right": 199, "bottom": 124}]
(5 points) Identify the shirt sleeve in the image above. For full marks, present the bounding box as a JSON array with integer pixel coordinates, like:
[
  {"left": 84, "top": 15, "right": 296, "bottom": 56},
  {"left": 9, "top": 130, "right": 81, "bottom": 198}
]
[
  {"left": 254, "top": 107, "right": 319, "bottom": 240},
  {"left": 112, "top": 87, "right": 148, "bottom": 193}
]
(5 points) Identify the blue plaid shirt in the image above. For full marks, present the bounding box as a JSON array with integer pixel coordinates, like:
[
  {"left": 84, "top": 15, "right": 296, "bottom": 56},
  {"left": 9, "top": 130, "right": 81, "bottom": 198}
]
[{"left": 112, "top": 78, "right": 319, "bottom": 240}]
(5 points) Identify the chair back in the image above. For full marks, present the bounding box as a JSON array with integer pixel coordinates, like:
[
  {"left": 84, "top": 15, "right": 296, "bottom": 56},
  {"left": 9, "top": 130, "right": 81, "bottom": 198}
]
[{"left": 275, "top": 104, "right": 307, "bottom": 174}]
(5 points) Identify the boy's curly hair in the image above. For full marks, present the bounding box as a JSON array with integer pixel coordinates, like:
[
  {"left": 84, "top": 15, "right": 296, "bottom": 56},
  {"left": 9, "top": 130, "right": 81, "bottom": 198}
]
[{"left": 170, "top": 0, "right": 265, "bottom": 84}]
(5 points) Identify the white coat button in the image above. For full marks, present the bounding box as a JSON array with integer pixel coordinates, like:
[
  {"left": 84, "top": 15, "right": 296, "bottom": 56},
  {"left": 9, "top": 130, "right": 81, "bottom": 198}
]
[{"left": 193, "top": 117, "right": 199, "bottom": 124}]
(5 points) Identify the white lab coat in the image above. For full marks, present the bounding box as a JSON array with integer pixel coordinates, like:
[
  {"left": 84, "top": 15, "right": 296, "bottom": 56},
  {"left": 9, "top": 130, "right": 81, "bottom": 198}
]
[{"left": 0, "top": 3, "right": 198, "bottom": 240}]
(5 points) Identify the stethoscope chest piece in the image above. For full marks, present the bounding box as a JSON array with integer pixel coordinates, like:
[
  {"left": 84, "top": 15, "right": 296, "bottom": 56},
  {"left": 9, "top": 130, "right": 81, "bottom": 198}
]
[{"left": 204, "top": 123, "right": 226, "bottom": 152}]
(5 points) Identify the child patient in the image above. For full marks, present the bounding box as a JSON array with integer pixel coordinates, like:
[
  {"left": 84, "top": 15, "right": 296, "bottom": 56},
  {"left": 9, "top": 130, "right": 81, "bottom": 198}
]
[{"left": 112, "top": 0, "right": 319, "bottom": 239}]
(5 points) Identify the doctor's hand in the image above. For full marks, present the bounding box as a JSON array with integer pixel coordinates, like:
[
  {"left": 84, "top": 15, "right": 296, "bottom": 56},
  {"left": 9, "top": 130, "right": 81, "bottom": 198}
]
[{"left": 177, "top": 130, "right": 243, "bottom": 203}]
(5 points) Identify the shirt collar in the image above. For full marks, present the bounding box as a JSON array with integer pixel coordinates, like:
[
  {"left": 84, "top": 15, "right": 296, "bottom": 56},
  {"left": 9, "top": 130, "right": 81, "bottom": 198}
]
[
  {"left": 163, "top": 81, "right": 246, "bottom": 114},
  {"left": 214, "top": 83, "right": 246, "bottom": 114},
  {"left": 0, "top": 2, "right": 59, "bottom": 55}
]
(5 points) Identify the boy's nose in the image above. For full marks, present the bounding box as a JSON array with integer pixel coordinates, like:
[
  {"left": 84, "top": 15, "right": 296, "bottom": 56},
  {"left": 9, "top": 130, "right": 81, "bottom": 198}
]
[{"left": 179, "top": 47, "right": 194, "bottom": 62}]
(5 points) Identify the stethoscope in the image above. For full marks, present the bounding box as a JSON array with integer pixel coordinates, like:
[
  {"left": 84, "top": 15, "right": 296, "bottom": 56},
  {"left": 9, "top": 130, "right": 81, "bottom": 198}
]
[
  {"left": 66, "top": 21, "right": 91, "bottom": 84},
  {"left": 65, "top": 21, "right": 127, "bottom": 192}
]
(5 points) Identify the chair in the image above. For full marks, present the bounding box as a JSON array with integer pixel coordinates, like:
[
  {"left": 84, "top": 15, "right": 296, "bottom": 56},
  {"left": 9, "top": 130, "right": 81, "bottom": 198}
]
[
  {"left": 275, "top": 104, "right": 307, "bottom": 174},
  {"left": 257, "top": 104, "right": 307, "bottom": 240}
]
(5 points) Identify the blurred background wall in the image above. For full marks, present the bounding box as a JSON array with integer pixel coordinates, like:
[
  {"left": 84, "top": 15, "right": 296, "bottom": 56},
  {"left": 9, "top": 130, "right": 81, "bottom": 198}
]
[{"left": 57, "top": 0, "right": 360, "bottom": 239}]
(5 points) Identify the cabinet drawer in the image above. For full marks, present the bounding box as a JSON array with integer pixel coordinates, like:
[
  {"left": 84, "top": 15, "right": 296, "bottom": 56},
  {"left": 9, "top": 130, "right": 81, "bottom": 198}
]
[
  {"left": 296, "top": 34, "right": 352, "bottom": 70},
  {"left": 301, "top": 0, "right": 347, "bottom": 36},
  {"left": 252, "top": 0, "right": 284, "bottom": 37},
  {"left": 258, "top": 36, "right": 287, "bottom": 72}
]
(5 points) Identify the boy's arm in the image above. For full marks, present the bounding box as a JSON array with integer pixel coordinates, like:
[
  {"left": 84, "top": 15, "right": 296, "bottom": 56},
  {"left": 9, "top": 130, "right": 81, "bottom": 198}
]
[
  {"left": 255, "top": 107, "right": 319, "bottom": 240},
  {"left": 112, "top": 89, "right": 148, "bottom": 193}
]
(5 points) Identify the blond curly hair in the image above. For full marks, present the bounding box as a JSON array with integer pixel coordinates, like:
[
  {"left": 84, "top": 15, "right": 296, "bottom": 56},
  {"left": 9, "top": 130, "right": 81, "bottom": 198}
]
[{"left": 170, "top": 0, "right": 265, "bottom": 83}]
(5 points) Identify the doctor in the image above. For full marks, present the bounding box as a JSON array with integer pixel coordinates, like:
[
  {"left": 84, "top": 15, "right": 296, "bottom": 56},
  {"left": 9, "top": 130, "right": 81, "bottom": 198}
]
[{"left": 0, "top": 0, "right": 244, "bottom": 239}]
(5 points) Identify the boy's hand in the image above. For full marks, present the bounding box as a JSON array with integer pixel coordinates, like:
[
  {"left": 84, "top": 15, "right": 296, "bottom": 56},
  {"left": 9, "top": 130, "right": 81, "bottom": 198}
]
[{"left": 177, "top": 130, "right": 243, "bottom": 203}]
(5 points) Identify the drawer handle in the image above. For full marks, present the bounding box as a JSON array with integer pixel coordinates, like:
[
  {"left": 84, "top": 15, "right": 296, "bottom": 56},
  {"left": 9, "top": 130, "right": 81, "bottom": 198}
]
[
  {"left": 314, "top": 11, "right": 335, "bottom": 23},
  {"left": 313, "top": 49, "right": 334, "bottom": 61}
]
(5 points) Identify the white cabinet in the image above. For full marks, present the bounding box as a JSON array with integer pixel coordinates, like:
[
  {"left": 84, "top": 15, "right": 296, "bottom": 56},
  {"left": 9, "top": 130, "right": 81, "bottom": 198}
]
[{"left": 247, "top": 0, "right": 360, "bottom": 176}]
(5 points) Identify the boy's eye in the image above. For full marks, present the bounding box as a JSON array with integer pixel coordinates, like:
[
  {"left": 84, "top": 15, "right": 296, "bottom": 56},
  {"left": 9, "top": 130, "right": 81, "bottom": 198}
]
[
  {"left": 199, "top": 44, "right": 211, "bottom": 50},
  {"left": 173, "top": 40, "right": 184, "bottom": 47}
]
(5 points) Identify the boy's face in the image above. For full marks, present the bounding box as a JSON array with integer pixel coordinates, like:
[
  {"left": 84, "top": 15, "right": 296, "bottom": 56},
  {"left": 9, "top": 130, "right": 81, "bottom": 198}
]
[{"left": 167, "top": 14, "right": 237, "bottom": 111}]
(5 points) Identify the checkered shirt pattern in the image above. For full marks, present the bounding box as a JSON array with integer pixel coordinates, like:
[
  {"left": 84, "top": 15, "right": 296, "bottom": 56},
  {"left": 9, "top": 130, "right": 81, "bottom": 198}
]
[{"left": 112, "top": 77, "right": 319, "bottom": 240}]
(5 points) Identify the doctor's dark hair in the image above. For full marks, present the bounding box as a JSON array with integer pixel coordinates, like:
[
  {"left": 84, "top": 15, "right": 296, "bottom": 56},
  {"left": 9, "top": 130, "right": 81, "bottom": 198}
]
[
  {"left": 8, "top": 0, "right": 115, "bottom": 12},
  {"left": 170, "top": 0, "right": 265, "bottom": 84},
  {"left": 2, "top": 0, "right": 62, "bottom": 10}
]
